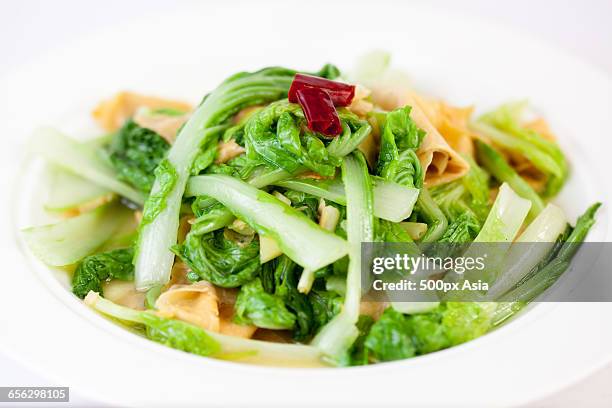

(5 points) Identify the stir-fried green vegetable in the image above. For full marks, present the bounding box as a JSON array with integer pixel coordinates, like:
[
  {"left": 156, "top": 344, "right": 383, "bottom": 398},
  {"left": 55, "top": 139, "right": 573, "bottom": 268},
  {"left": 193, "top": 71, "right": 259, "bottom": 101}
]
[
  {"left": 312, "top": 152, "right": 374, "bottom": 361},
  {"left": 474, "top": 183, "right": 531, "bottom": 243},
  {"left": 107, "top": 120, "right": 170, "bottom": 193},
  {"left": 22, "top": 201, "right": 132, "bottom": 266},
  {"left": 274, "top": 176, "right": 419, "bottom": 223},
  {"left": 72, "top": 247, "right": 134, "bottom": 298},
  {"left": 432, "top": 156, "right": 490, "bottom": 244},
  {"left": 135, "top": 67, "right": 304, "bottom": 290},
  {"left": 487, "top": 203, "right": 567, "bottom": 298},
  {"left": 475, "top": 140, "right": 543, "bottom": 220},
  {"left": 173, "top": 229, "right": 260, "bottom": 288},
  {"left": 85, "top": 291, "right": 220, "bottom": 356},
  {"left": 234, "top": 277, "right": 297, "bottom": 329},
  {"left": 23, "top": 57, "right": 603, "bottom": 369},
  {"left": 86, "top": 291, "right": 325, "bottom": 366},
  {"left": 376, "top": 106, "right": 425, "bottom": 188},
  {"left": 30, "top": 128, "right": 145, "bottom": 205},
  {"left": 186, "top": 174, "right": 349, "bottom": 271},
  {"left": 135, "top": 66, "right": 352, "bottom": 291},
  {"left": 498, "top": 203, "right": 601, "bottom": 303},
  {"left": 471, "top": 101, "right": 568, "bottom": 197},
  {"left": 258, "top": 255, "right": 334, "bottom": 341},
  {"left": 244, "top": 101, "right": 371, "bottom": 176},
  {"left": 416, "top": 188, "right": 448, "bottom": 243},
  {"left": 44, "top": 165, "right": 112, "bottom": 213}
]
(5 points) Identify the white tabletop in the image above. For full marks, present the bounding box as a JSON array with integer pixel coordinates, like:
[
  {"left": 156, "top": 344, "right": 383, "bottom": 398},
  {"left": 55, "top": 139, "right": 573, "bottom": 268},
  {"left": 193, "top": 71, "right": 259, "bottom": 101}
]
[{"left": 1, "top": 0, "right": 611, "bottom": 406}]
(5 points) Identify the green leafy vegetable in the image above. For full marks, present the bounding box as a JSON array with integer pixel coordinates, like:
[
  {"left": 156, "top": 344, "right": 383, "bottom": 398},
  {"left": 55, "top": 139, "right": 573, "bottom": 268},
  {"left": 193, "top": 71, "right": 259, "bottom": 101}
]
[
  {"left": 431, "top": 155, "right": 490, "bottom": 244},
  {"left": 190, "top": 155, "right": 309, "bottom": 237},
  {"left": 475, "top": 140, "right": 543, "bottom": 220},
  {"left": 499, "top": 203, "right": 601, "bottom": 304},
  {"left": 283, "top": 190, "right": 321, "bottom": 221},
  {"left": 432, "top": 156, "right": 490, "bottom": 222},
  {"left": 562, "top": 203, "right": 601, "bottom": 245},
  {"left": 143, "top": 314, "right": 219, "bottom": 356},
  {"left": 173, "top": 229, "right": 260, "bottom": 288},
  {"left": 370, "top": 177, "right": 419, "bottom": 222},
  {"left": 190, "top": 134, "right": 219, "bottom": 176},
  {"left": 135, "top": 65, "right": 334, "bottom": 290},
  {"left": 206, "top": 154, "right": 264, "bottom": 180},
  {"left": 376, "top": 219, "right": 413, "bottom": 242},
  {"left": 325, "top": 109, "right": 373, "bottom": 158},
  {"left": 72, "top": 247, "right": 134, "bottom": 298},
  {"left": 451, "top": 183, "right": 531, "bottom": 286},
  {"left": 376, "top": 106, "right": 425, "bottom": 188},
  {"left": 441, "top": 302, "right": 496, "bottom": 345},
  {"left": 315, "top": 63, "right": 341, "bottom": 80},
  {"left": 404, "top": 310, "right": 448, "bottom": 353},
  {"left": 145, "top": 285, "right": 163, "bottom": 309},
  {"left": 244, "top": 100, "right": 371, "bottom": 177},
  {"left": 274, "top": 176, "right": 347, "bottom": 204},
  {"left": 140, "top": 159, "right": 178, "bottom": 226},
  {"left": 471, "top": 101, "right": 568, "bottom": 197},
  {"left": 86, "top": 292, "right": 326, "bottom": 366},
  {"left": 85, "top": 291, "right": 220, "bottom": 357},
  {"left": 234, "top": 278, "right": 296, "bottom": 329},
  {"left": 188, "top": 201, "right": 237, "bottom": 237},
  {"left": 339, "top": 315, "right": 374, "bottom": 366},
  {"left": 107, "top": 120, "right": 170, "bottom": 192},
  {"left": 308, "top": 290, "right": 343, "bottom": 331},
  {"left": 364, "top": 308, "right": 416, "bottom": 361},
  {"left": 185, "top": 174, "right": 349, "bottom": 272},
  {"left": 365, "top": 303, "right": 496, "bottom": 363},
  {"left": 261, "top": 256, "right": 317, "bottom": 341},
  {"left": 437, "top": 213, "right": 481, "bottom": 244},
  {"left": 416, "top": 188, "right": 448, "bottom": 243}
]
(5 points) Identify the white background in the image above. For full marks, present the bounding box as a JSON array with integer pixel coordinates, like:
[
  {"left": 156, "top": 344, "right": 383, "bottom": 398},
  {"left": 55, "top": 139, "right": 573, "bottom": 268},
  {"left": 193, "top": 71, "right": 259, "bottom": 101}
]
[{"left": 0, "top": 0, "right": 611, "bottom": 406}]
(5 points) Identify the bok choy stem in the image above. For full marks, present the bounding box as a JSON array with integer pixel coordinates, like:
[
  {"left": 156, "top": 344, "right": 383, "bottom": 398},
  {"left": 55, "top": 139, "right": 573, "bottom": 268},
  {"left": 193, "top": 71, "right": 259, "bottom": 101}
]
[
  {"left": 185, "top": 174, "right": 349, "bottom": 272},
  {"left": 445, "top": 183, "right": 532, "bottom": 291},
  {"left": 30, "top": 128, "right": 145, "bottom": 205},
  {"left": 311, "top": 152, "right": 374, "bottom": 361},
  {"left": 417, "top": 188, "right": 448, "bottom": 243},
  {"left": 274, "top": 176, "right": 419, "bottom": 222},
  {"left": 86, "top": 291, "right": 325, "bottom": 366},
  {"left": 487, "top": 203, "right": 567, "bottom": 298},
  {"left": 22, "top": 201, "right": 131, "bottom": 266},
  {"left": 494, "top": 203, "right": 600, "bottom": 323},
  {"left": 499, "top": 202, "right": 601, "bottom": 302},
  {"left": 476, "top": 140, "right": 544, "bottom": 220},
  {"left": 474, "top": 183, "right": 531, "bottom": 243},
  {"left": 134, "top": 68, "right": 297, "bottom": 290}
]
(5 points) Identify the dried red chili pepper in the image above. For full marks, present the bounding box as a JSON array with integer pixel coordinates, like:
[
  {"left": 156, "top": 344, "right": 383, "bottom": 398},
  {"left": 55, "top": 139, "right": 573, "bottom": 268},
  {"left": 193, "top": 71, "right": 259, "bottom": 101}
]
[
  {"left": 296, "top": 87, "right": 342, "bottom": 136},
  {"left": 289, "top": 74, "right": 355, "bottom": 106}
]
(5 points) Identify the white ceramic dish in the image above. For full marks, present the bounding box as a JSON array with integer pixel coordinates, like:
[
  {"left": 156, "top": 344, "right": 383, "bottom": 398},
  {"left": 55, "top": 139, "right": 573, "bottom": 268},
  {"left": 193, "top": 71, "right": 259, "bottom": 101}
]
[{"left": 1, "top": 2, "right": 611, "bottom": 406}]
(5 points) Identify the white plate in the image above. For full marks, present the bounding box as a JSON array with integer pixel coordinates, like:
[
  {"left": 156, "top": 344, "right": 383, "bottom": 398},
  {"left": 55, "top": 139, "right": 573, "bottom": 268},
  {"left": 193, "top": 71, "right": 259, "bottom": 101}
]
[{"left": 1, "top": 1, "right": 611, "bottom": 406}]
